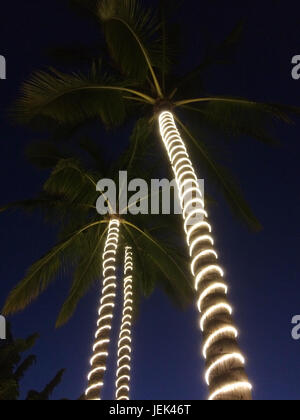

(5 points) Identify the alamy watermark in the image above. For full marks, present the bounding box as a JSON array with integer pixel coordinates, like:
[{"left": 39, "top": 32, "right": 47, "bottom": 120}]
[
  {"left": 0, "top": 55, "right": 6, "bottom": 80},
  {"left": 96, "top": 171, "right": 204, "bottom": 225},
  {"left": 291, "top": 316, "right": 300, "bottom": 340},
  {"left": 292, "top": 55, "right": 300, "bottom": 80},
  {"left": 0, "top": 315, "right": 6, "bottom": 340}
]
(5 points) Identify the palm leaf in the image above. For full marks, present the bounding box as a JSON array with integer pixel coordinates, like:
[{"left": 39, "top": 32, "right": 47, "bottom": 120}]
[
  {"left": 2, "top": 221, "right": 105, "bottom": 315},
  {"left": 175, "top": 115, "right": 262, "bottom": 231},
  {"left": 26, "top": 369, "right": 65, "bottom": 400},
  {"left": 123, "top": 220, "right": 193, "bottom": 307},
  {"left": 56, "top": 224, "right": 108, "bottom": 326},
  {"left": 97, "top": 0, "right": 163, "bottom": 95},
  {"left": 174, "top": 21, "right": 244, "bottom": 96},
  {"left": 14, "top": 355, "right": 37, "bottom": 382},
  {"left": 176, "top": 96, "right": 300, "bottom": 146},
  {"left": 13, "top": 63, "right": 147, "bottom": 127}
]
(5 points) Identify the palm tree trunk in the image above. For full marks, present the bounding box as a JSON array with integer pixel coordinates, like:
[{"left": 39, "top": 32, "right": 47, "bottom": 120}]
[
  {"left": 158, "top": 111, "right": 252, "bottom": 401},
  {"left": 115, "top": 246, "right": 133, "bottom": 400},
  {"left": 85, "top": 218, "right": 120, "bottom": 400}
]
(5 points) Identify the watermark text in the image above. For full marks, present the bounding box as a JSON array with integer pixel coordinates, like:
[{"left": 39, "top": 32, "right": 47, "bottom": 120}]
[{"left": 0, "top": 55, "right": 6, "bottom": 80}]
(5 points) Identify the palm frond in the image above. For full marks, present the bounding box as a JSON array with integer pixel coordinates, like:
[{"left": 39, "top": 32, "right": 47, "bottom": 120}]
[
  {"left": 14, "top": 63, "right": 134, "bottom": 127},
  {"left": 25, "top": 141, "right": 72, "bottom": 169},
  {"left": 26, "top": 369, "right": 65, "bottom": 400},
  {"left": 175, "top": 116, "right": 262, "bottom": 231},
  {"left": 174, "top": 21, "right": 244, "bottom": 97},
  {"left": 13, "top": 355, "right": 37, "bottom": 382},
  {"left": 176, "top": 97, "right": 300, "bottom": 146},
  {"left": 123, "top": 220, "right": 193, "bottom": 307},
  {"left": 56, "top": 224, "right": 107, "bottom": 326},
  {"left": 97, "top": 0, "right": 163, "bottom": 95},
  {"left": 2, "top": 221, "right": 105, "bottom": 315}
]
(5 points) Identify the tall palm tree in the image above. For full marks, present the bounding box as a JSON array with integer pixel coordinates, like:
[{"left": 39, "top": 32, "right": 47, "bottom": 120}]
[
  {"left": 2, "top": 132, "right": 192, "bottom": 400},
  {"left": 9, "top": 0, "right": 300, "bottom": 399}
]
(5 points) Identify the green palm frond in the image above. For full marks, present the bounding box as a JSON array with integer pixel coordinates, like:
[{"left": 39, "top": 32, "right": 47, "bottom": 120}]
[
  {"left": 115, "top": 117, "right": 154, "bottom": 174},
  {"left": 25, "top": 140, "right": 73, "bottom": 169},
  {"left": 56, "top": 225, "right": 108, "bottom": 326},
  {"left": 26, "top": 369, "right": 65, "bottom": 400},
  {"left": 14, "top": 355, "right": 37, "bottom": 382},
  {"left": 173, "top": 21, "right": 244, "bottom": 97},
  {"left": 175, "top": 116, "right": 262, "bottom": 231},
  {"left": 2, "top": 221, "right": 106, "bottom": 316},
  {"left": 123, "top": 220, "right": 193, "bottom": 306},
  {"left": 14, "top": 63, "right": 144, "bottom": 127},
  {"left": 44, "top": 158, "right": 97, "bottom": 207},
  {"left": 176, "top": 96, "right": 300, "bottom": 145},
  {"left": 0, "top": 193, "right": 69, "bottom": 216},
  {"left": 97, "top": 0, "right": 163, "bottom": 95}
]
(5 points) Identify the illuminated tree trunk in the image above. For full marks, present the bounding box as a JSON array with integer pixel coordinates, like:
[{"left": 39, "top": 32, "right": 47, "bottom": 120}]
[
  {"left": 158, "top": 111, "right": 252, "bottom": 401},
  {"left": 85, "top": 218, "right": 120, "bottom": 400},
  {"left": 115, "top": 246, "right": 133, "bottom": 400}
]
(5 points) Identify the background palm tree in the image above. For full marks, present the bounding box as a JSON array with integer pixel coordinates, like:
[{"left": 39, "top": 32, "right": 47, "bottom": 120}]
[
  {"left": 7, "top": 0, "right": 300, "bottom": 399},
  {"left": 2, "top": 130, "right": 192, "bottom": 400},
  {"left": 0, "top": 323, "right": 65, "bottom": 400}
]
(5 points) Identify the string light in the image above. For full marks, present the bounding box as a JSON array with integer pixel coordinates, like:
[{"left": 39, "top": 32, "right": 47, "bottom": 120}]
[
  {"left": 191, "top": 250, "right": 218, "bottom": 276},
  {"left": 187, "top": 222, "right": 212, "bottom": 245},
  {"left": 85, "top": 219, "right": 120, "bottom": 401},
  {"left": 197, "top": 283, "right": 228, "bottom": 312},
  {"left": 200, "top": 303, "right": 233, "bottom": 331},
  {"left": 209, "top": 382, "right": 252, "bottom": 401},
  {"left": 205, "top": 353, "right": 245, "bottom": 385},
  {"left": 190, "top": 236, "right": 214, "bottom": 256},
  {"left": 159, "top": 111, "right": 252, "bottom": 400},
  {"left": 115, "top": 246, "right": 134, "bottom": 401},
  {"left": 195, "top": 265, "right": 224, "bottom": 291},
  {"left": 203, "top": 326, "right": 238, "bottom": 359},
  {"left": 88, "top": 367, "right": 106, "bottom": 382}
]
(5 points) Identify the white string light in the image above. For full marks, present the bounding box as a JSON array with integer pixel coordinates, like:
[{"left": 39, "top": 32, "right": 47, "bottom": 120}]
[
  {"left": 209, "top": 382, "right": 252, "bottom": 401},
  {"left": 191, "top": 250, "right": 218, "bottom": 276},
  {"left": 115, "top": 246, "right": 134, "bottom": 401},
  {"left": 159, "top": 111, "right": 252, "bottom": 401},
  {"left": 85, "top": 219, "right": 120, "bottom": 401},
  {"left": 195, "top": 265, "right": 224, "bottom": 291},
  {"left": 197, "top": 283, "right": 228, "bottom": 312},
  {"left": 205, "top": 353, "right": 245, "bottom": 385},
  {"left": 200, "top": 303, "right": 233, "bottom": 331},
  {"left": 203, "top": 326, "right": 238, "bottom": 359}
]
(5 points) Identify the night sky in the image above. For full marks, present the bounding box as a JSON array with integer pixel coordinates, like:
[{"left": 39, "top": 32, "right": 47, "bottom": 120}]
[{"left": 1, "top": 0, "right": 300, "bottom": 400}]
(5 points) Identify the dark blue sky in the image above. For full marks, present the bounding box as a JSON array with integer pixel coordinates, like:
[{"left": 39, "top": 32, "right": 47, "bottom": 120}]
[{"left": 0, "top": 0, "right": 300, "bottom": 400}]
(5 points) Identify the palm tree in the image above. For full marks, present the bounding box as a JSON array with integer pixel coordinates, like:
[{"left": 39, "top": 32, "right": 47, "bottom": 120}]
[
  {"left": 8, "top": 0, "right": 300, "bottom": 399},
  {"left": 2, "top": 132, "right": 192, "bottom": 400},
  {"left": 0, "top": 323, "right": 65, "bottom": 400}
]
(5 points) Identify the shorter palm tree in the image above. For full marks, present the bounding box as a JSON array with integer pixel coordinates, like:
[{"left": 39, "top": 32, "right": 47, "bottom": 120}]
[
  {"left": 0, "top": 323, "right": 65, "bottom": 401},
  {"left": 2, "top": 132, "right": 193, "bottom": 400}
]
